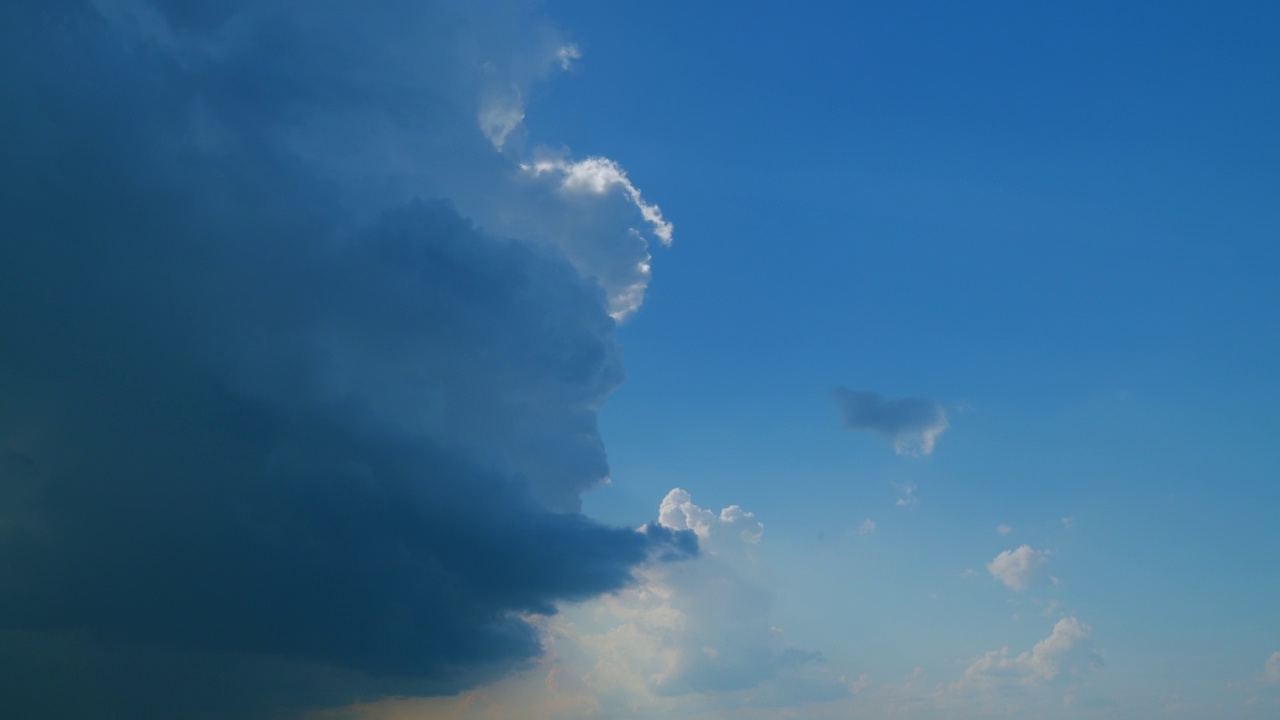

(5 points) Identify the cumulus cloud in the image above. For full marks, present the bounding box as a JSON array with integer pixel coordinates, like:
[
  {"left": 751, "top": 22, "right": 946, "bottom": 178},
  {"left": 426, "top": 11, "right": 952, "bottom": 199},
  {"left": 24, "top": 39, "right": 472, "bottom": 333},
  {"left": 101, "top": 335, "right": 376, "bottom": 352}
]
[
  {"left": 956, "top": 617, "right": 1099, "bottom": 690},
  {"left": 987, "top": 546, "right": 1050, "bottom": 592},
  {"left": 833, "top": 388, "right": 949, "bottom": 455},
  {"left": 343, "top": 490, "right": 848, "bottom": 719},
  {"left": 0, "top": 1, "right": 686, "bottom": 718}
]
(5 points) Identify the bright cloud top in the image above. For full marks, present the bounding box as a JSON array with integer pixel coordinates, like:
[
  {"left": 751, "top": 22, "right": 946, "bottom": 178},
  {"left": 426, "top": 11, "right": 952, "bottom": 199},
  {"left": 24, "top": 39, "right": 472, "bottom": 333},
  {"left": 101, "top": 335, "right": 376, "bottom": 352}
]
[
  {"left": 659, "top": 487, "right": 764, "bottom": 544},
  {"left": 833, "top": 387, "right": 950, "bottom": 456},
  {"left": 987, "top": 545, "right": 1050, "bottom": 592}
]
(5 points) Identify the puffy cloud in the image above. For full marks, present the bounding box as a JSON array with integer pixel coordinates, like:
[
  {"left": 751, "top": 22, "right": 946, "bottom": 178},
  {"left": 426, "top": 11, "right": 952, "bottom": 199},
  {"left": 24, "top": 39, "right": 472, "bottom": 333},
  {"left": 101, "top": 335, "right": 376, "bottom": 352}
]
[
  {"left": 659, "top": 488, "right": 764, "bottom": 546},
  {"left": 956, "top": 617, "right": 1099, "bottom": 690},
  {"left": 858, "top": 518, "right": 877, "bottom": 535},
  {"left": 987, "top": 546, "right": 1049, "bottom": 592},
  {"left": 833, "top": 388, "right": 949, "bottom": 456},
  {"left": 997, "top": 524, "right": 1014, "bottom": 535},
  {"left": 0, "top": 1, "right": 684, "bottom": 718}
]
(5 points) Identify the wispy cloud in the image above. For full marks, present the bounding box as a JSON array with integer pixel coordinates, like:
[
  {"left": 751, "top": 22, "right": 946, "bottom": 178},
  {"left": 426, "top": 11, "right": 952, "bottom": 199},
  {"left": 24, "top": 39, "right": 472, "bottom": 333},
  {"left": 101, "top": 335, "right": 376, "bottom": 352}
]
[{"left": 894, "top": 481, "right": 919, "bottom": 508}]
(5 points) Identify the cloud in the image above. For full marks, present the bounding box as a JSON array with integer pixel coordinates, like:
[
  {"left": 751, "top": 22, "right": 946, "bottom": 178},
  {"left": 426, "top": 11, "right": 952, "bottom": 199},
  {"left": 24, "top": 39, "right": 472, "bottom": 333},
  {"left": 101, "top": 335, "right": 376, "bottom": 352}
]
[
  {"left": 997, "top": 524, "right": 1014, "bottom": 535},
  {"left": 335, "top": 490, "right": 848, "bottom": 719},
  {"left": 858, "top": 518, "right": 877, "bottom": 535},
  {"left": 956, "top": 617, "right": 1100, "bottom": 690},
  {"left": 833, "top": 388, "right": 949, "bottom": 455},
  {"left": 894, "top": 481, "right": 919, "bottom": 508},
  {"left": 1266, "top": 652, "right": 1280, "bottom": 685},
  {"left": 0, "top": 1, "right": 685, "bottom": 717},
  {"left": 987, "top": 546, "right": 1050, "bottom": 592}
]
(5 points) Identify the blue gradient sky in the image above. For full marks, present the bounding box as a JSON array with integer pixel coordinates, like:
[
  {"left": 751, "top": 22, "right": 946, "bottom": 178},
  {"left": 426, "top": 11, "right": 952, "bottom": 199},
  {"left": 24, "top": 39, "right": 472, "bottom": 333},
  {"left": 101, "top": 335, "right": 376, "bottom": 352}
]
[{"left": 558, "top": 0, "right": 1280, "bottom": 714}]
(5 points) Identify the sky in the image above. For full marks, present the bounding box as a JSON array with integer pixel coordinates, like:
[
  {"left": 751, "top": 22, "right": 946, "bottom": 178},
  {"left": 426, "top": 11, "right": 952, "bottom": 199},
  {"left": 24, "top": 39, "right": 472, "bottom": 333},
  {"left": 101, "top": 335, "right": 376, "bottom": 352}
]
[{"left": 0, "top": 1, "right": 1277, "bottom": 719}]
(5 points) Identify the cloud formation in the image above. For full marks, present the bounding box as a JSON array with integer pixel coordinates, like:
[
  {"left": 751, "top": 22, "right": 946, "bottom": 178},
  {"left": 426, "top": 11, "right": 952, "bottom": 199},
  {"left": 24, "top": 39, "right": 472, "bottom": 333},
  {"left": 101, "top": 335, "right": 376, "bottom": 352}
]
[
  {"left": 987, "top": 546, "right": 1050, "bottom": 592},
  {"left": 1266, "top": 652, "right": 1280, "bottom": 685},
  {"left": 343, "top": 490, "right": 848, "bottom": 719},
  {"left": 833, "top": 388, "right": 949, "bottom": 455},
  {"left": 955, "top": 617, "right": 1099, "bottom": 690},
  {"left": 0, "top": 1, "right": 684, "bottom": 717}
]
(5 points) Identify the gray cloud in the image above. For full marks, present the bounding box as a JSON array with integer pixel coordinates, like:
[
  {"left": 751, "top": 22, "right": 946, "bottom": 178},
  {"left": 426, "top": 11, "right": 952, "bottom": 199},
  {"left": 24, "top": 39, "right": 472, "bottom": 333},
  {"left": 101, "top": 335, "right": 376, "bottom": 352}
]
[
  {"left": 833, "top": 387, "right": 949, "bottom": 455},
  {"left": 0, "top": 1, "right": 689, "bottom": 718}
]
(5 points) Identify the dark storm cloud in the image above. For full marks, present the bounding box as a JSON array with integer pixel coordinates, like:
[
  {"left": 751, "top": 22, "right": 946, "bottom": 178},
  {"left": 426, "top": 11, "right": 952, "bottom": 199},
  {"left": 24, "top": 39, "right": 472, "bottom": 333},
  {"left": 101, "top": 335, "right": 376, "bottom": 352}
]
[
  {"left": 833, "top": 387, "right": 950, "bottom": 455},
  {"left": 0, "top": 1, "right": 691, "bottom": 718}
]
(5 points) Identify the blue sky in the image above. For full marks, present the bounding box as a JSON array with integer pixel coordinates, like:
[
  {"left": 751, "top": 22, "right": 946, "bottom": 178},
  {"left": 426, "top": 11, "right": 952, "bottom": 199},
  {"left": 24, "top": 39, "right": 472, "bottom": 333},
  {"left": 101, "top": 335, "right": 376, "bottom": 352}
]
[{"left": 1, "top": 1, "right": 1277, "bottom": 719}]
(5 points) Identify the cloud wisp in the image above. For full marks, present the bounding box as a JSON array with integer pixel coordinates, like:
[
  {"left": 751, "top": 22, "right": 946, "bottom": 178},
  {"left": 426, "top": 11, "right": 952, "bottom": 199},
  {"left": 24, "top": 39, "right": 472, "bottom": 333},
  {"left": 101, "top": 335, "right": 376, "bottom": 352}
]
[
  {"left": 0, "top": 1, "right": 685, "bottom": 718},
  {"left": 833, "top": 388, "right": 949, "bottom": 456}
]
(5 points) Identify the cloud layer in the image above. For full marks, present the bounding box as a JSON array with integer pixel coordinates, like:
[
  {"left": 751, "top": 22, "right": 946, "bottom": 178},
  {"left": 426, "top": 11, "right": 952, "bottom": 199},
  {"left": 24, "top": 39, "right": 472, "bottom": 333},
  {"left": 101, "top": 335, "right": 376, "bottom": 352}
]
[
  {"left": 833, "top": 388, "right": 949, "bottom": 455},
  {"left": 0, "top": 1, "right": 682, "bottom": 717}
]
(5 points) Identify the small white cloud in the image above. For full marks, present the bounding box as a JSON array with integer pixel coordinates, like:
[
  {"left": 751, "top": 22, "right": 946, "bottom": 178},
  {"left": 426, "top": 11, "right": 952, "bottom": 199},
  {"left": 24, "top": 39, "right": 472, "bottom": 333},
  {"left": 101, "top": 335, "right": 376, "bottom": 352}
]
[
  {"left": 658, "top": 488, "right": 718, "bottom": 539},
  {"left": 961, "top": 568, "right": 977, "bottom": 578},
  {"left": 659, "top": 488, "right": 764, "bottom": 545},
  {"left": 1266, "top": 651, "right": 1280, "bottom": 684},
  {"left": 479, "top": 84, "right": 526, "bottom": 149},
  {"left": 857, "top": 518, "right": 876, "bottom": 536},
  {"left": 719, "top": 504, "right": 765, "bottom": 544},
  {"left": 987, "top": 545, "right": 1049, "bottom": 592},
  {"left": 894, "top": 481, "right": 917, "bottom": 508},
  {"left": 997, "top": 524, "right": 1013, "bottom": 535},
  {"left": 556, "top": 43, "right": 581, "bottom": 70},
  {"left": 1061, "top": 516, "right": 1076, "bottom": 530}
]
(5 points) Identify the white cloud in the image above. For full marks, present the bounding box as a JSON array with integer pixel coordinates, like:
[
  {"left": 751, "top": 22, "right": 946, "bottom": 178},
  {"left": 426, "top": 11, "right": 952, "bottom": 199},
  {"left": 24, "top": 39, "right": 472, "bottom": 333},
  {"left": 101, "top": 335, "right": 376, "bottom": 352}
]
[
  {"left": 956, "top": 617, "right": 1098, "bottom": 689},
  {"left": 987, "top": 546, "right": 1049, "bottom": 592},
  {"left": 1266, "top": 651, "right": 1280, "bottom": 684},
  {"left": 525, "top": 156, "right": 674, "bottom": 245},
  {"left": 857, "top": 518, "right": 877, "bottom": 536},
  {"left": 996, "top": 524, "right": 1013, "bottom": 535},
  {"left": 557, "top": 43, "right": 582, "bottom": 70},
  {"left": 894, "top": 481, "right": 918, "bottom": 508},
  {"left": 478, "top": 83, "right": 525, "bottom": 149}
]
